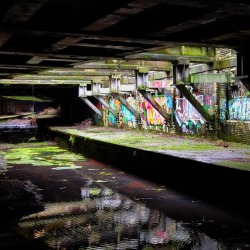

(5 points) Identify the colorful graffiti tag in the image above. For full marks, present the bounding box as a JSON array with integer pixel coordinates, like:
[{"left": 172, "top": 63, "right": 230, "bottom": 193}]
[
  {"left": 175, "top": 95, "right": 205, "bottom": 133},
  {"left": 229, "top": 97, "right": 250, "bottom": 121},
  {"left": 220, "top": 98, "right": 227, "bottom": 122},
  {"left": 107, "top": 93, "right": 173, "bottom": 127},
  {"left": 142, "top": 94, "right": 172, "bottom": 126}
]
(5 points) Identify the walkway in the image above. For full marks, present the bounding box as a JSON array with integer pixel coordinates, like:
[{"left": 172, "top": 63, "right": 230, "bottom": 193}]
[{"left": 49, "top": 126, "right": 250, "bottom": 169}]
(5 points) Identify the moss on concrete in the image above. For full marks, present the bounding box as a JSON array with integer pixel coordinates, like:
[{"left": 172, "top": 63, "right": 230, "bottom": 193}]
[{"left": 216, "top": 161, "right": 250, "bottom": 171}]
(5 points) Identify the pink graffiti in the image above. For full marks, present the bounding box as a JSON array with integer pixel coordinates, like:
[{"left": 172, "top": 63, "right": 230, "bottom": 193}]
[
  {"left": 144, "top": 99, "right": 165, "bottom": 126},
  {"left": 151, "top": 80, "right": 171, "bottom": 88}
]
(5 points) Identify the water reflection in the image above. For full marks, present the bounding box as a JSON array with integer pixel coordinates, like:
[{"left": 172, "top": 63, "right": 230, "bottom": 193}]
[
  {"left": 0, "top": 142, "right": 250, "bottom": 249},
  {"left": 18, "top": 183, "right": 214, "bottom": 249}
]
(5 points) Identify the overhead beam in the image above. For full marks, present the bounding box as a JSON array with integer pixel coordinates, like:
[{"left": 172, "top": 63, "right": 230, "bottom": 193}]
[
  {"left": 13, "top": 75, "right": 95, "bottom": 80},
  {"left": 190, "top": 73, "right": 232, "bottom": 84},
  {"left": 0, "top": 79, "right": 87, "bottom": 85},
  {"left": 0, "top": 26, "right": 175, "bottom": 47},
  {"left": 125, "top": 54, "right": 214, "bottom": 63},
  {"left": 2, "top": 0, "right": 49, "bottom": 23},
  {"left": 74, "top": 60, "right": 171, "bottom": 71},
  {"left": 82, "top": 0, "right": 161, "bottom": 32},
  {"left": 150, "top": 9, "right": 233, "bottom": 38},
  {"left": 73, "top": 42, "right": 143, "bottom": 51},
  {"left": 126, "top": 46, "right": 215, "bottom": 62},
  {"left": 40, "top": 68, "right": 136, "bottom": 76}
]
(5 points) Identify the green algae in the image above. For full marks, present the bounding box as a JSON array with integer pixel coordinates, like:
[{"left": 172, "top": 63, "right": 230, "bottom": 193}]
[
  {"left": 69, "top": 135, "right": 76, "bottom": 145},
  {"left": 56, "top": 127, "right": 231, "bottom": 151},
  {"left": 216, "top": 161, "right": 250, "bottom": 171},
  {"left": 3, "top": 95, "right": 51, "bottom": 102},
  {"left": 3, "top": 143, "right": 86, "bottom": 168},
  {"left": 108, "top": 137, "right": 220, "bottom": 151},
  {"left": 145, "top": 143, "right": 220, "bottom": 151},
  {"left": 89, "top": 188, "right": 101, "bottom": 196}
]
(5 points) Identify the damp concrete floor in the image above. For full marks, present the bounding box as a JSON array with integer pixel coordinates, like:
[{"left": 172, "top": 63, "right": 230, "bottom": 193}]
[{"left": 49, "top": 126, "right": 250, "bottom": 170}]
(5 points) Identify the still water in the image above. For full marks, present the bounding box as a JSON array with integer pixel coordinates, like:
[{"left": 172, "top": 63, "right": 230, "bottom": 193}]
[{"left": 0, "top": 141, "right": 250, "bottom": 250}]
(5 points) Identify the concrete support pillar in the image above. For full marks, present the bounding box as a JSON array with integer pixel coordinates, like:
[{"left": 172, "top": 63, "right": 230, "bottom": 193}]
[
  {"left": 236, "top": 51, "right": 250, "bottom": 91},
  {"left": 78, "top": 85, "right": 87, "bottom": 97},
  {"left": 110, "top": 75, "right": 121, "bottom": 92},
  {"left": 135, "top": 67, "right": 149, "bottom": 90},
  {"left": 173, "top": 60, "right": 190, "bottom": 85},
  {"left": 92, "top": 82, "right": 102, "bottom": 95}
]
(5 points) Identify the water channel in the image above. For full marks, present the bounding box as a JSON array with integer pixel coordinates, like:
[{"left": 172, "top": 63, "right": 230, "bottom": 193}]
[{"left": 0, "top": 133, "right": 250, "bottom": 249}]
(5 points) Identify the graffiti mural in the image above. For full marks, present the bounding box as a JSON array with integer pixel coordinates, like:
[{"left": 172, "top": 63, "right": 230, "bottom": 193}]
[
  {"left": 175, "top": 95, "right": 205, "bottom": 133},
  {"left": 106, "top": 93, "right": 173, "bottom": 128},
  {"left": 120, "top": 96, "right": 137, "bottom": 126},
  {"left": 204, "top": 95, "right": 214, "bottom": 115},
  {"left": 108, "top": 96, "right": 139, "bottom": 126},
  {"left": 220, "top": 98, "right": 227, "bottom": 122},
  {"left": 142, "top": 94, "right": 172, "bottom": 126},
  {"left": 150, "top": 80, "right": 172, "bottom": 88},
  {"left": 108, "top": 98, "right": 119, "bottom": 125},
  {"left": 228, "top": 97, "right": 250, "bottom": 121}
]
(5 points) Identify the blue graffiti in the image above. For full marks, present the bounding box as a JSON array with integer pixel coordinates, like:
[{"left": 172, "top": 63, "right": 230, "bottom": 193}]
[{"left": 228, "top": 97, "right": 250, "bottom": 121}]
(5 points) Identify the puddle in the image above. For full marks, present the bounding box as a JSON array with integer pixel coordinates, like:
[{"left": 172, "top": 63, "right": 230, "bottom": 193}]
[{"left": 0, "top": 142, "right": 250, "bottom": 249}]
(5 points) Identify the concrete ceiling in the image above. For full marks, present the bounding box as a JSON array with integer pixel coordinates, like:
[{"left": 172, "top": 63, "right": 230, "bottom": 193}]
[{"left": 0, "top": 0, "right": 249, "bottom": 82}]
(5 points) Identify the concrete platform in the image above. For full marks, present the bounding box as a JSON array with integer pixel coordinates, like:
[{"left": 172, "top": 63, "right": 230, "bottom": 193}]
[{"left": 48, "top": 125, "right": 250, "bottom": 216}]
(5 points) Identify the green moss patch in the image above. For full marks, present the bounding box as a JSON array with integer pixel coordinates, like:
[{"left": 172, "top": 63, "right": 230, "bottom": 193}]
[
  {"left": 3, "top": 143, "right": 86, "bottom": 168},
  {"left": 216, "top": 161, "right": 250, "bottom": 171},
  {"left": 2, "top": 95, "right": 51, "bottom": 102}
]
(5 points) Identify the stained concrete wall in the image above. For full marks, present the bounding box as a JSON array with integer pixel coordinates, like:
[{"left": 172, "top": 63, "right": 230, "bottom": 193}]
[{"left": 48, "top": 128, "right": 250, "bottom": 218}]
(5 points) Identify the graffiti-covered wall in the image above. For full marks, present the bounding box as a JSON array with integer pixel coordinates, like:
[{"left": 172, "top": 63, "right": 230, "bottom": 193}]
[
  {"left": 101, "top": 79, "right": 174, "bottom": 130},
  {"left": 175, "top": 95, "right": 205, "bottom": 133},
  {"left": 228, "top": 97, "right": 250, "bottom": 121},
  {"left": 99, "top": 77, "right": 250, "bottom": 143}
]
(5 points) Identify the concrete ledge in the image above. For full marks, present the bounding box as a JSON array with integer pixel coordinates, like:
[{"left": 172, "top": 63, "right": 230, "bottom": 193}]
[{"left": 47, "top": 126, "right": 250, "bottom": 217}]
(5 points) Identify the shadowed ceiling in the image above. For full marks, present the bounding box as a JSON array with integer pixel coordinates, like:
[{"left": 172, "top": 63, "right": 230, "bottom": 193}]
[{"left": 0, "top": 0, "right": 249, "bottom": 82}]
